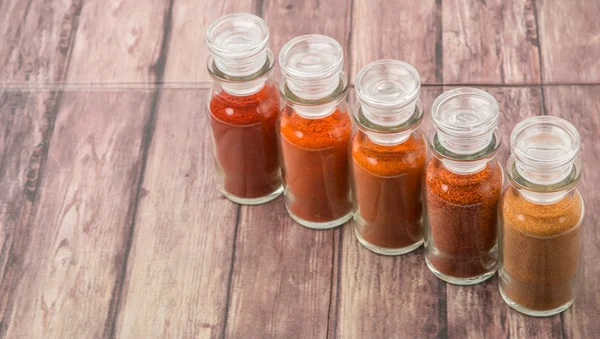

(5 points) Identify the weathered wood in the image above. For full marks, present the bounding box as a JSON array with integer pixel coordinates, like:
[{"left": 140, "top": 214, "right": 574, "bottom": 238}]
[
  {"left": 335, "top": 88, "right": 446, "bottom": 339},
  {"left": 443, "top": 0, "right": 541, "bottom": 84},
  {"left": 162, "top": 0, "right": 257, "bottom": 84},
  {"left": 65, "top": 0, "right": 172, "bottom": 83},
  {"left": 0, "top": 0, "right": 82, "bottom": 83},
  {"left": 114, "top": 89, "right": 239, "bottom": 339},
  {"left": 0, "top": 0, "right": 82, "bottom": 336},
  {"left": 224, "top": 198, "right": 336, "bottom": 338},
  {"left": 1, "top": 90, "right": 153, "bottom": 339},
  {"left": 536, "top": 0, "right": 600, "bottom": 83},
  {"left": 445, "top": 86, "right": 563, "bottom": 339},
  {"left": 262, "top": 0, "right": 353, "bottom": 81},
  {"left": 543, "top": 85, "right": 600, "bottom": 338},
  {"left": 350, "top": 0, "right": 441, "bottom": 85}
]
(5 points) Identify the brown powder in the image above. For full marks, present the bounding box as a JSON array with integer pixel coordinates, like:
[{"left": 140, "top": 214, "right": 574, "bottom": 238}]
[{"left": 500, "top": 187, "right": 583, "bottom": 311}]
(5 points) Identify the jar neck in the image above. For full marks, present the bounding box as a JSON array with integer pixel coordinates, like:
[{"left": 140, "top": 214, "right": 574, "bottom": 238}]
[
  {"left": 366, "top": 129, "right": 413, "bottom": 146},
  {"left": 208, "top": 51, "right": 274, "bottom": 96},
  {"left": 281, "top": 73, "right": 347, "bottom": 119},
  {"left": 216, "top": 77, "right": 268, "bottom": 96},
  {"left": 439, "top": 157, "right": 495, "bottom": 175}
]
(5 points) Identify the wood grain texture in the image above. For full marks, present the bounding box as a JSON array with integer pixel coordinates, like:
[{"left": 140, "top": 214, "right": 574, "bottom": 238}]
[
  {"left": 0, "top": 0, "right": 82, "bottom": 83},
  {"left": 543, "top": 85, "right": 600, "bottom": 338},
  {"left": 262, "top": 0, "right": 353, "bottom": 81},
  {"left": 1, "top": 91, "right": 153, "bottom": 339},
  {"left": 335, "top": 88, "right": 447, "bottom": 339},
  {"left": 162, "top": 0, "right": 257, "bottom": 83},
  {"left": 114, "top": 89, "right": 239, "bottom": 339},
  {"left": 0, "top": 90, "right": 58, "bottom": 336},
  {"left": 350, "top": 0, "right": 441, "bottom": 85},
  {"left": 225, "top": 198, "right": 336, "bottom": 339},
  {"left": 536, "top": 0, "right": 600, "bottom": 83},
  {"left": 444, "top": 87, "right": 563, "bottom": 339},
  {"left": 443, "top": 0, "right": 541, "bottom": 84},
  {"left": 65, "top": 0, "right": 171, "bottom": 83}
]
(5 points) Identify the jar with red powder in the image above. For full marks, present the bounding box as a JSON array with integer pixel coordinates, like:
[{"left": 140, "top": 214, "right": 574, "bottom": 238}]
[
  {"left": 424, "top": 88, "right": 503, "bottom": 285},
  {"left": 350, "top": 60, "right": 427, "bottom": 255},
  {"left": 206, "top": 13, "right": 282, "bottom": 204},
  {"left": 278, "top": 34, "right": 353, "bottom": 229}
]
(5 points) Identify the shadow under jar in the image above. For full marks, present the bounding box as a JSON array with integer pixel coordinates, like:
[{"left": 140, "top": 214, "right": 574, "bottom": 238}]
[
  {"left": 499, "top": 116, "right": 584, "bottom": 317},
  {"left": 206, "top": 13, "right": 283, "bottom": 205},
  {"left": 350, "top": 60, "right": 427, "bottom": 255},
  {"left": 424, "top": 88, "right": 503, "bottom": 285},
  {"left": 277, "top": 34, "right": 353, "bottom": 229}
]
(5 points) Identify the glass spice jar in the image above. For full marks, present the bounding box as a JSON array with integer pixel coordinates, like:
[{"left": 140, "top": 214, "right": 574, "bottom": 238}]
[
  {"left": 278, "top": 34, "right": 353, "bottom": 229},
  {"left": 350, "top": 60, "right": 427, "bottom": 255},
  {"left": 424, "top": 88, "right": 503, "bottom": 285},
  {"left": 499, "top": 116, "right": 584, "bottom": 316},
  {"left": 206, "top": 13, "right": 283, "bottom": 204}
]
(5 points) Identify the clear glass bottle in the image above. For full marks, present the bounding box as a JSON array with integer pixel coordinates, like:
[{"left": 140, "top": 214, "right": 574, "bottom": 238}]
[
  {"left": 424, "top": 88, "right": 503, "bottom": 285},
  {"left": 278, "top": 34, "right": 353, "bottom": 229},
  {"left": 206, "top": 13, "right": 282, "bottom": 205},
  {"left": 350, "top": 60, "right": 427, "bottom": 255},
  {"left": 499, "top": 116, "right": 584, "bottom": 316}
]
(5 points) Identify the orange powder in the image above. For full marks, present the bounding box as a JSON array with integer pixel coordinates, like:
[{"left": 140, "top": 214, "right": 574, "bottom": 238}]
[{"left": 279, "top": 106, "right": 352, "bottom": 223}]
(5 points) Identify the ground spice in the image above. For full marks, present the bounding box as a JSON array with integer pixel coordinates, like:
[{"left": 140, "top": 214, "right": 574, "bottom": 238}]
[
  {"left": 279, "top": 105, "right": 352, "bottom": 223},
  {"left": 425, "top": 157, "right": 502, "bottom": 278},
  {"left": 500, "top": 187, "right": 583, "bottom": 311},
  {"left": 209, "top": 82, "right": 282, "bottom": 199},
  {"left": 351, "top": 131, "right": 426, "bottom": 250}
]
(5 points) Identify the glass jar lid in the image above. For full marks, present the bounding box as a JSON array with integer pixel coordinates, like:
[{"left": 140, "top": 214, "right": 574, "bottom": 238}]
[
  {"left": 510, "top": 116, "right": 581, "bottom": 186},
  {"left": 206, "top": 13, "right": 270, "bottom": 78},
  {"left": 431, "top": 87, "right": 500, "bottom": 156},
  {"left": 279, "top": 34, "right": 344, "bottom": 101}
]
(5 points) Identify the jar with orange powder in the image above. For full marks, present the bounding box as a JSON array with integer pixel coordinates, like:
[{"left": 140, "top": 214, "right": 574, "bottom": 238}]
[
  {"left": 350, "top": 60, "right": 427, "bottom": 255},
  {"left": 206, "top": 14, "right": 282, "bottom": 204},
  {"left": 424, "top": 88, "right": 503, "bottom": 285},
  {"left": 278, "top": 35, "right": 353, "bottom": 229},
  {"left": 499, "top": 116, "right": 584, "bottom": 316}
]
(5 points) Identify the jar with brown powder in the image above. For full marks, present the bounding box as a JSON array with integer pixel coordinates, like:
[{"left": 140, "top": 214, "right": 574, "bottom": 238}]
[
  {"left": 350, "top": 60, "right": 427, "bottom": 255},
  {"left": 424, "top": 88, "right": 503, "bottom": 285},
  {"left": 499, "top": 116, "right": 584, "bottom": 316}
]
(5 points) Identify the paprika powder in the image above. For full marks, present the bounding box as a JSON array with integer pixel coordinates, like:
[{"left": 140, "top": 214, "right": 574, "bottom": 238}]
[
  {"left": 206, "top": 13, "right": 282, "bottom": 204},
  {"left": 278, "top": 34, "right": 353, "bottom": 229},
  {"left": 499, "top": 116, "right": 584, "bottom": 316},
  {"left": 424, "top": 88, "right": 503, "bottom": 285},
  {"left": 350, "top": 60, "right": 427, "bottom": 255}
]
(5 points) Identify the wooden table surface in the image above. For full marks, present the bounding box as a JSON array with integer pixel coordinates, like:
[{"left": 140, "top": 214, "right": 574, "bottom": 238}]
[{"left": 1, "top": 0, "right": 599, "bottom": 338}]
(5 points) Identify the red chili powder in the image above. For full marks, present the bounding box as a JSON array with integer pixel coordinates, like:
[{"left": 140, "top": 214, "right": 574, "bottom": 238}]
[
  {"left": 425, "top": 157, "right": 502, "bottom": 278},
  {"left": 351, "top": 131, "right": 426, "bottom": 249},
  {"left": 209, "top": 82, "right": 282, "bottom": 199},
  {"left": 279, "top": 105, "right": 352, "bottom": 223}
]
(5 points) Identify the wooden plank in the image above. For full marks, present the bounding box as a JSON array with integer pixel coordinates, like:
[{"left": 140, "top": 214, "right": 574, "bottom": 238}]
[
  {"left": 114, "top": 89, "right": 239, "bottom": 339},
  {"left": 335, "top": 87, "right": 447, "bottom": 339},
  {"left": 65, "top": 0, "right": 172, "bottom": 83},
  {"left": 543, "top": 85, "right": 600, "bottom": 338},
  {"left": 443, "top": 0, "right": 541, "bottom": 84},
  {"left": 1, "top": 90, "right": 153, "bottom": 339},
  {"left": 444, "top": 87, "right": 562, "bottom": 338},
  {"left": 0, "top": 0, "right": 82, "bottom": 83},
  {"left": 0, "top": 0, "right": 82, "bottom": 335},
  {"left": 0, "top": 90, "right": 59, "bottom": 336},
  {"left": 350, "top": 0, "right": 441, "bottom": 85},
  {"left": 536, "top": 0, "right": 600, "bottom": 84},
  {"left": 162, "top": 0, "right": 256, "bottom": 83},
  {"left": 225, "top": 198, "right": 336, "bottom": 338},
  {"left": 262, "top": 0, "right": 353, "bottom": 81}
]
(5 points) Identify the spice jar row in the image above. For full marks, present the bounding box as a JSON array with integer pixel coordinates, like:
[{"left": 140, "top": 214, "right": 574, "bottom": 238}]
[{"left": 205, "top": 13, "right": 584, "bottom": 317}]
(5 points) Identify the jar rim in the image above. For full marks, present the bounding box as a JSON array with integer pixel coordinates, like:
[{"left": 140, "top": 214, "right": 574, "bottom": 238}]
[
  {"left": 352, "top": 98, "right": 424, "bottom": 134},
  {"left": 207, "top": 49, "right": 275, "bottom": 83}
]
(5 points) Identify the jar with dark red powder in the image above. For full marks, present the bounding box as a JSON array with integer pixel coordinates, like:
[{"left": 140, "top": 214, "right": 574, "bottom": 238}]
[
  {"left": 206, "top": 13, "right": 282, "bottom": 204},
  {"left": 424, "top": 88, "right": 503, "bottom": 285}
]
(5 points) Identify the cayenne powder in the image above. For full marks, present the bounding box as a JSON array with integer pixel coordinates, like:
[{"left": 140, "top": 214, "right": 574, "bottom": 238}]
[
  {"left": 351, "top": 131, "right": 426, "bottom": 250},
  {"left": 279, "top": 105, "right": 352, "bottom": 223},
  {"left": 209, "top": 82, "right": 282, "bottom": 199},
  {"left": 425, "top": 157, "right": 503, "bottom": 278},
  {"left": 500, "top": 187, "right": 583, "bottom": 311}
]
